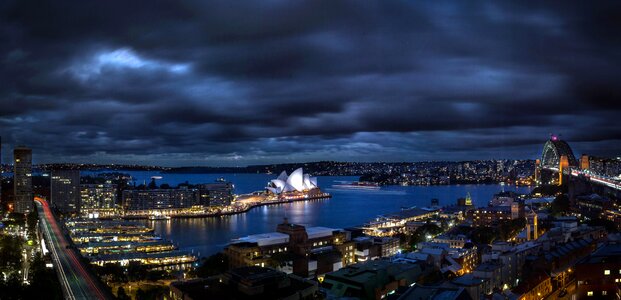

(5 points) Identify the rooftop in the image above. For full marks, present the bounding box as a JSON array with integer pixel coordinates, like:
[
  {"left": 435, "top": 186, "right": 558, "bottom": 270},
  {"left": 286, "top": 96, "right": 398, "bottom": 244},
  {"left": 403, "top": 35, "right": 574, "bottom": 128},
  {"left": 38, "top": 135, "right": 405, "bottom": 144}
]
[
  {"left": 397, "top": 285, "right": 472, "bottom": 300},
  {"left": 325, "top": 260, "right": 423, "bottom": 285},
  {"left": 306, "top": 226, "right": 336, "bottom": 239},
  {"left": 231, "top": 232, "right": 290, "bottom": 247},
  {"left": 475, "top": 262, "right": 502, "bottom": 273},
  {"left": 383, "top": 207, "right": 437, "bottom": 220},
  {"left": 171, "top": 267, "right": 316, "bottom": 300},
  {"left": 452, "top": 274, "right": 484, "bottom": 287},
  {"left": 579, "top": 243, "right": 621, "bottom": 264}
]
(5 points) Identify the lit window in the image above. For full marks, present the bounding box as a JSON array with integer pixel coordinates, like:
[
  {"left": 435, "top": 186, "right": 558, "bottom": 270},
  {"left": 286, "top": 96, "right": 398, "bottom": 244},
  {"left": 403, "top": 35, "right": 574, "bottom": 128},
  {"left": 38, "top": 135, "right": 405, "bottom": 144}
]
[
  {"left": 587, "top": 291, "right": 593, "bottom": 296},
  {"left": 602, "top": 291, "right": 607, "bottom": 296},
  {"left": 605, "top": 270, "right": 611, "bottom": 275}
]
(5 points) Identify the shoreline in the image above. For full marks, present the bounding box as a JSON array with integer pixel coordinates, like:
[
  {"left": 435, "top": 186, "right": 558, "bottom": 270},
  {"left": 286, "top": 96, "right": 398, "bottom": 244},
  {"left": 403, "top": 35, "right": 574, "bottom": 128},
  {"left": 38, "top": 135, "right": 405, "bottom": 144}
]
[{"left": 120, "top": 194, "right": 332, "bottom": 220}]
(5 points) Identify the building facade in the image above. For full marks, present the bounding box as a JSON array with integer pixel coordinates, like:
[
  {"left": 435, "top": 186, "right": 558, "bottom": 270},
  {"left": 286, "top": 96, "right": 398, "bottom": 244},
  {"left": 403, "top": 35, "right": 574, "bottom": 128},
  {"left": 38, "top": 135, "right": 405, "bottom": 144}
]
[
  {"left": 574, "top": 242, "right": 621, "bottom": 299},
  {"left": 122, "top": 188, "right": 199, "bottom": 211},
  {"left": 80, "top": 183, "right": 117, "bottom": 217},
  {"left": 225, "top": 219, "right": 356, "bottom": 278},
  {"left": 51, "top": 169, "right": 81, "bottom": 213},
  {"left": 197, "top": 181, "right": 234, "bottom": 207},
  {"left": 13, "top": 147, "right": 32, "bottom": 213}
]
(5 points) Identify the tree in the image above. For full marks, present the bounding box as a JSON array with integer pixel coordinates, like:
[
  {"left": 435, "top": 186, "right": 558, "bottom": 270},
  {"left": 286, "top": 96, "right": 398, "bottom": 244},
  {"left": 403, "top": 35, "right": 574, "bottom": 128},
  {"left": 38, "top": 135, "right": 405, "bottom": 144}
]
[
  {"left": 550, "top": 194, "right": 570, "bottom": 216},
  {"left": 117, "top": 286, "right": 130, "bottom": 300},
  {"left": 194, "top": 253, "right": 229, "bottom": 278},
  {"left": 408, "top": 223, "right": 445, "bottom": 250},
  {"left": 267, "top": 252, "right": 295, "bottom": 269},
  {"left": 94, "top": 263, "right": 126, "bottom": 282},
  {"left": 127, "top": 261, "right": 148, "bottom": 281},
  {"left": 0, "top": 235, "right": 23, "bottom": 273},
  {"left": 27, "top": 210, "right": 39, "bottom": 243},
  {"left": 586, "top": 218, "right": 618, "bottom": 233},
  {"left": 136, "top": 288, "right": 147, "bottom": 300},
  {"left": 23, "top": 253, "right": 63, "bottom": 299}
]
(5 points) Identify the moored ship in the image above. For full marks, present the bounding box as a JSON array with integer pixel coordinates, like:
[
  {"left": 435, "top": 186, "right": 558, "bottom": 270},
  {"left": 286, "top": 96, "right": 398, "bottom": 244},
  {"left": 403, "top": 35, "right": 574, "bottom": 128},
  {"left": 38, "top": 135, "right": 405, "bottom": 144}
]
[{"left": 332, "top": 181, "right": 380, "bottom": 190}]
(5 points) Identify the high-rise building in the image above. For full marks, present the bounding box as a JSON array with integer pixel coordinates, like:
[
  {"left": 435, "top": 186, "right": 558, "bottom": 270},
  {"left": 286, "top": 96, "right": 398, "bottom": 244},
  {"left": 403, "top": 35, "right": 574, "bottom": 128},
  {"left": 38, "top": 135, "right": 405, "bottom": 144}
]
[
  {"left": 51, "top": 169, "right": 81, "bottom": 213},
  {"left": 13, "top": 146, "right": 33, "bottom": 213},
  {"left": 198, "top": 181, "right": 234, "bottom": 207},
  {"left": 80, "top": 183, "right": 117, "bottom": 217},
  {"left": 122, "top": 188, "right": 199, "bottom": 211}
]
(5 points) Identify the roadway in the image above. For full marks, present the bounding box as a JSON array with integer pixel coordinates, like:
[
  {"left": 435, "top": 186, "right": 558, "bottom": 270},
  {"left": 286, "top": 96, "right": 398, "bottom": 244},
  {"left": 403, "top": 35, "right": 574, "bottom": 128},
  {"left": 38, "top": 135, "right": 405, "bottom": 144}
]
[
  {"left": 544, "top": 279, "right": 576, "bottom": 300},
  {"left": 35, "top": 198, "right": 109, "bottom": 300},
  {"left": 544, "top": 166, "right": 621, "bottom": 191}
]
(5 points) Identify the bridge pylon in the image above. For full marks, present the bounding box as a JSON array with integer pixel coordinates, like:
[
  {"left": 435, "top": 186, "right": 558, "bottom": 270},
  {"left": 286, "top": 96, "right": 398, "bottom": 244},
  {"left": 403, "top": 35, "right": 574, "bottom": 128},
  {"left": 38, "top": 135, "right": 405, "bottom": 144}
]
[{"left": 559, "top": 155, "right": 569, "bottom": 186}]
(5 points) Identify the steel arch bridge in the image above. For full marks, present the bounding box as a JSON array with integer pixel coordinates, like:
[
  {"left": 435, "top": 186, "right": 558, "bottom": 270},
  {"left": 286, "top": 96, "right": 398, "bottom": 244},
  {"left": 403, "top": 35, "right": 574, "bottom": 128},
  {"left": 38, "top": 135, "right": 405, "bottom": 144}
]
[
  {"left": 537, "top": 137, "right": 621, "bottom": 191},
  {"left": 541, "top": 139, "right": 578, "bottom": 169}
]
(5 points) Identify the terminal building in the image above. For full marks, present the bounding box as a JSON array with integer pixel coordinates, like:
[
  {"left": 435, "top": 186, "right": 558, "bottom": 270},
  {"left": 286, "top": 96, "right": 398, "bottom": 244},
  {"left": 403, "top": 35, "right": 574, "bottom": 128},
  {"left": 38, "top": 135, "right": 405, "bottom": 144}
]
[
  {"left": 225, "top": 218, "right": 356, "bottom": 278},
  {"left": 364, "top": 207, "right": 439, "bottom": 236}
]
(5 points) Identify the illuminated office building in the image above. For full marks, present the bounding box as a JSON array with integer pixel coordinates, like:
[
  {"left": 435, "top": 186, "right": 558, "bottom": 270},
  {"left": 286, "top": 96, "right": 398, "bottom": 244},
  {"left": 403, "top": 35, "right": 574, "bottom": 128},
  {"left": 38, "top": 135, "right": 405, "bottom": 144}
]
[
  {"left": 13, "top": 146, "right": 32, "bottom": 213},
  {"left": 80, "top": 183, "right": 117, "bottom": 216},
  {"left": 51, "top": 169, "right": 81, "bottom": 213}
]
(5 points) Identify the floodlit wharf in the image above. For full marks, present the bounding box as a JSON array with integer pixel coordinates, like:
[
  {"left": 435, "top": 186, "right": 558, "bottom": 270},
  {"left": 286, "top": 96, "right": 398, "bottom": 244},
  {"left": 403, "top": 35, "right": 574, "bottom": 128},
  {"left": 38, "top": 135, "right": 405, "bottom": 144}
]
[
  {"left": 66, "top": 220, "right": 154, "bottom": 234},
  {"left": 71, "top": 232, "right": 161, "bottom": 244},
  {"left": 78, "top": 240, "right": 176, "bottom": 255},
  {"left": 363, "top": 207, "right": 439, "bottom": 236},
  {"left": 90, "top": 250, "right": 197, "bottom": 267}
]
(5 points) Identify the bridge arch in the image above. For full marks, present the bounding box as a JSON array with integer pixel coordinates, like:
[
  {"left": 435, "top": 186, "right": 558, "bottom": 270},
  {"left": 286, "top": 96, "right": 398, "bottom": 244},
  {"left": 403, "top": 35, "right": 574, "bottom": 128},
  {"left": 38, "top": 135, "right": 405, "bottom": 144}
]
[{"left": 541, "top": 139, "right": 578, "bottom": 169}]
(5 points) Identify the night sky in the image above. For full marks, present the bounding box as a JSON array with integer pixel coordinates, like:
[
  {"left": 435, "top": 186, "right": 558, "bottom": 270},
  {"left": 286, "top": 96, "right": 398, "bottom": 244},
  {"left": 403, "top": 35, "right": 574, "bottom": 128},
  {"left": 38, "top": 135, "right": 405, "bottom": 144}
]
[{"left": 1, "top": 1, "right": 620, "bottom": 166}]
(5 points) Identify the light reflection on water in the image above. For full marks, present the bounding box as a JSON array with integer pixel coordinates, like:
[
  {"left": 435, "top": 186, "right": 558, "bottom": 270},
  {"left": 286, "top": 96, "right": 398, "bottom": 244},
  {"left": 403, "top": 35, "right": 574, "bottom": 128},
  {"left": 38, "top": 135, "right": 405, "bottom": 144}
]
[{"left": 96, "top": 171, "right": 532, "bottom": 257}]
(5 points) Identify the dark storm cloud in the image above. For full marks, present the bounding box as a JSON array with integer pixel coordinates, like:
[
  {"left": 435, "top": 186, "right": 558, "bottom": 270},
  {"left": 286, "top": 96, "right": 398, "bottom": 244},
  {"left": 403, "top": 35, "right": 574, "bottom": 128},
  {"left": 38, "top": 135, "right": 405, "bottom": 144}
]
[{"left": 0, "top": 0, "right": 620, "bottom": 166}]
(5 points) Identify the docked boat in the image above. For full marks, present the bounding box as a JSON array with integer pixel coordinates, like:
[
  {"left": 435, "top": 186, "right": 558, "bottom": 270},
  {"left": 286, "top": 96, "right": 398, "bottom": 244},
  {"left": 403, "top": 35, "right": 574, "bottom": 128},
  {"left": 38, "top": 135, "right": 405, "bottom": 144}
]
[
  {"left": 148, "top": 215, "right": 171, "bottom": 220},
  {"left": 332, "top": 181, "right": 380, "bottom": 190}
]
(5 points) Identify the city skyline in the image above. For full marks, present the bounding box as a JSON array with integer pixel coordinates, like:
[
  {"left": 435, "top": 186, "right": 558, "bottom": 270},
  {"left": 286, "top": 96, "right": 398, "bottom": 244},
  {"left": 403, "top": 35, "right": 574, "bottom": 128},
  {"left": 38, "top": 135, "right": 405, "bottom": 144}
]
[
  {"left": 2, "top": 2, "right": 621, "bottom": 300},
  {"left": 1, "top": 1, "right": 620, "bottom": 166}
]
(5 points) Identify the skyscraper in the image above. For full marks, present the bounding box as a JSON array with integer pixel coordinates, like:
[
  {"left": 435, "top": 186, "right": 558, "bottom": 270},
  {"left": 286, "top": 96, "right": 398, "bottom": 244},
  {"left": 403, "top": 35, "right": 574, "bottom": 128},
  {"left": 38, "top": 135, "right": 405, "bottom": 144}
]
[
  {"left": 198, "top": 181, "right": 234, "bottom": 207},
  {"left": 13, "top": 146, "right": 33, "bottom": 213},
  {"left": 51, "top": 169, "right": 81, "bottom": 213}
]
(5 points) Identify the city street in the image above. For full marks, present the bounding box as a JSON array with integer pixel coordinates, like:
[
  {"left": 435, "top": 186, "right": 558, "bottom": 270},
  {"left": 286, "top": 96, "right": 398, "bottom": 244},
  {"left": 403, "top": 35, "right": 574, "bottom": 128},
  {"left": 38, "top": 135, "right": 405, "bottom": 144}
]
[{"left": 35, "top": 198, "right": 109, "bottom": 300}]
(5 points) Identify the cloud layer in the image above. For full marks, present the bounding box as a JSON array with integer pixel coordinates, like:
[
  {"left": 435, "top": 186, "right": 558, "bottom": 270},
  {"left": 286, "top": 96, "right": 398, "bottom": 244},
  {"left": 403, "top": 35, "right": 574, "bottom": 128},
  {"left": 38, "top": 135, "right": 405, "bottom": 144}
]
[{"left": 1, "top": 1, "right": 620, "bottom": 166}]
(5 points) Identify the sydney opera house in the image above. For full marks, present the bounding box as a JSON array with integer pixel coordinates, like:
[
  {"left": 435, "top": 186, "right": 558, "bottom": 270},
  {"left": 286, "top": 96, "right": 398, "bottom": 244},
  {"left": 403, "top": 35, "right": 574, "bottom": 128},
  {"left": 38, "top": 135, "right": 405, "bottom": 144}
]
[{"left": 266, "top": 168, "right": 330, "bottom": 200}]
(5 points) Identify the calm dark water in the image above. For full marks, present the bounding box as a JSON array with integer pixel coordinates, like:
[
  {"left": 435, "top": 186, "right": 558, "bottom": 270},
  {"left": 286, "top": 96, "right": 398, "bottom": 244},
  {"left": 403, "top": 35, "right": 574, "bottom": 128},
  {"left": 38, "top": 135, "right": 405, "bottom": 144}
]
[{"left": 86, "top": 171, "right": 532, "bottom": 257}]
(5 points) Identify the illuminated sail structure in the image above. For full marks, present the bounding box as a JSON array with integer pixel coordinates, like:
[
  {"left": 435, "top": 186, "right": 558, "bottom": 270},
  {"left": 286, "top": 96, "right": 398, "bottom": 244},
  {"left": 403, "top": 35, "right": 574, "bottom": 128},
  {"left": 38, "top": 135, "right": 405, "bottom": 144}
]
[{"left": 266, "top": 168, "right": 318, "bottom": 194}]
